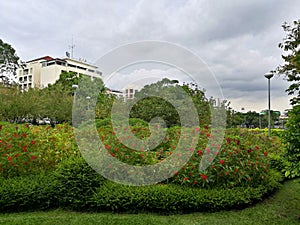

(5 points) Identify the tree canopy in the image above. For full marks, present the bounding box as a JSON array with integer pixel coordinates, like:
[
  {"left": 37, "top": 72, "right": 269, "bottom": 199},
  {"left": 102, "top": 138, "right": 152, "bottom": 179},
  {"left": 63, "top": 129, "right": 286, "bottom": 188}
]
[
  {"left": 277, "top": 20, "right": 300, "bottom": 105},
  {"left": 0, "top": 39, "right": 20, "bottom": 84}
]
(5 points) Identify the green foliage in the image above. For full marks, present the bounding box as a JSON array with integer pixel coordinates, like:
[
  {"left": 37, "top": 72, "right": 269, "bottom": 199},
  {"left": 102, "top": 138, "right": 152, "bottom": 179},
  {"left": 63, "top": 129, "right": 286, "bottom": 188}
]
[
  {"left": 0, "top": 173, "right": 58, "bottom": 212},
  {"left": 129, "top": 78, "right": 211, "bottom": 127},
  {"left": 0, "top": 123, "right": 80, "bottom": 178},
  {"left": 0, "top": 83, "right": 73, "bottom": 123},
  {"left": 54, "top": 157, "right": 106, "bottom": 210},
  {"left": 171, "top": 129, "right": 285, "bottom": 188},
  {"left": 283, "top": 104, "right": 300, "bottom": 178},
  {"left": 92, "top": 177, "right": 281, "bottom": 213},
  {"left": 277, "top": 20, "right": 300, "bottom": 105},
  {"left": 0, "top": 39, "right": 20, "bottom": 84}
]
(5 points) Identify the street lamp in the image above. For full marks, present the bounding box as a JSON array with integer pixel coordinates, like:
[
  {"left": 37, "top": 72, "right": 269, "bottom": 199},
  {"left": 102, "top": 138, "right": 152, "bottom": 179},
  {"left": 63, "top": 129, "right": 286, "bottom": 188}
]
[
  {"left": 86, "top": 96, "right": 91, "bottom": 110},
  {"left": 264, "top": 72, "right": 273, "bottom": 137}
]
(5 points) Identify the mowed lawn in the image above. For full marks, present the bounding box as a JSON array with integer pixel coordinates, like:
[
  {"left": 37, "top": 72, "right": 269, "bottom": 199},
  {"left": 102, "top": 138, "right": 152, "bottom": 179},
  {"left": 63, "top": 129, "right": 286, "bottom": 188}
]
[{"left": 0, "top": 179, "right": 299, "bottom": 225}]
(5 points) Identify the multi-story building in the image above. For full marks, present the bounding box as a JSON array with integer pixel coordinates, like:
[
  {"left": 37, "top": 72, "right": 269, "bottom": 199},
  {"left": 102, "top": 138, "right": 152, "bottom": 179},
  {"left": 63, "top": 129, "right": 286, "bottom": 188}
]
[
  {"left": 124, "top": 88, "right": 138, "bottom": 100},
  {"left": 17, "top": 56, "right": 102, "bottom": 90}
]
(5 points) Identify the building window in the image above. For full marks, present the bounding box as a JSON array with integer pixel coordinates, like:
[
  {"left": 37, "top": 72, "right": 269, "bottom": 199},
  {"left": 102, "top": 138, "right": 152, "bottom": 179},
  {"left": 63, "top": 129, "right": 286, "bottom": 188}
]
[
  {"left": 23, "top": 69, "right": 29, "bottom": 75},
  {"left": 29, "top": 76, "right": 32, "bottom": 82}
]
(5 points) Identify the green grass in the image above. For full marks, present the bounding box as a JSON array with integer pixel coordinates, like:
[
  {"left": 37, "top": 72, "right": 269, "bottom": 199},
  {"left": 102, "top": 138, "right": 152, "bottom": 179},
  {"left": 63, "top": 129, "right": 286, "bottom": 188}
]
[{"left": 0, "top": 179, "right": 299, "bottom": 225}]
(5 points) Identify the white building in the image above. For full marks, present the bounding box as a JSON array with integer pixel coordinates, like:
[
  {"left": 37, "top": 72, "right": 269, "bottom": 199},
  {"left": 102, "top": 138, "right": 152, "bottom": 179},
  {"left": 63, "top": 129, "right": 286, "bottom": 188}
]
[{"left": 17, "top": 56, "right": 102, "bottom": 90}]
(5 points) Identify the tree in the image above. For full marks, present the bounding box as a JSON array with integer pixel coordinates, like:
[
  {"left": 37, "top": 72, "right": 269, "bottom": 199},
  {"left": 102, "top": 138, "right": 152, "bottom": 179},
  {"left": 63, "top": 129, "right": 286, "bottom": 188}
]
[
  {"left": 0, "top": 39, "right": 21, "bottom": 84},
  {"left": 129, "top": 78, "right": 211, "bottom": 127},
  {"left": 277, "top": 20, "right": 300, "bottom": 105}
]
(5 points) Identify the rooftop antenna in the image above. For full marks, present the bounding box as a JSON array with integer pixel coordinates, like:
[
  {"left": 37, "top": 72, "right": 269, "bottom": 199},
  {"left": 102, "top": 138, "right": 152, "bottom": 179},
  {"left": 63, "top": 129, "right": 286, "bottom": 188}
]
[{"left": 69, "top": 36, "right": 75, "bottom": 58}]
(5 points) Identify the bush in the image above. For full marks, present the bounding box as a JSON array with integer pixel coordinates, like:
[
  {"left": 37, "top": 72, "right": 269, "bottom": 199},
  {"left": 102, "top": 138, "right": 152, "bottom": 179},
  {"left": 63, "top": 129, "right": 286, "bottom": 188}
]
[
  {"left": 283, "top": 105, "right": 300, "bottom": 178},
  {"left": 0, "top": 123, "right": 80, "bottom": 178},
  {"left": 92, "top": 173, "right": 281, "bottom": 213},
  {"left": 0, "top": 158, "right": 282, "bottom": 213},
  {"left": 170, "top": 129, "right": 285, "bottom": 188},
  {"left": 54, "top": 157, "right": 106, "bottom": 210},
  {"left": 0, "top": 173, "right": 58, "bottom": 212}
]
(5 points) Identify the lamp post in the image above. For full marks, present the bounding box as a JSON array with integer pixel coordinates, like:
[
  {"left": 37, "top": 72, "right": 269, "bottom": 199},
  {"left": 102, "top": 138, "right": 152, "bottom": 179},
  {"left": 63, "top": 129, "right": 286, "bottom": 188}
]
[
  {"left": 86, "top": 96, "right": 91, "bottom": 110},
  {"left": 72, "top": 84, "right": 78, "bottom": 103},
  {"left": 264, "top": 72, "right": 273, "bottom": 137}
]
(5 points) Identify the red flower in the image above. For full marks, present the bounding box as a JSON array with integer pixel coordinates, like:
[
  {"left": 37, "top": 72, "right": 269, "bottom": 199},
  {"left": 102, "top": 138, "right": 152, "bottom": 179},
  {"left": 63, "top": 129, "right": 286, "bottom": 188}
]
[
  {"left": 226, "top": 138, "right": 231, "bottom": 143},
  {"left": 263, "top": 151, "right": 268, "bottom": 156},
  {"left": 105, "top": 145, "right": 111, "bottom": 150},
  {"left": 200, "top": 174, "right": 208, "bottom": 181},
  {"left": 206, "top": 133, "right": 210, "bottom": 138},
  {"left": 21, "top": 133, "right": 27, "bottom": 138},
  {"left": 197, "top": 150, "right": 203, "bottom": 155},
  {"left": 170, "top": 151, "right": 173, "bottom": 155},
  {"left": 31, "top": 140, "right": 36, "bottom": 145},
  {"left": 183, "top": 177, "right": 189, "bottom": 181},
  {"left": 7, "top": 156, "right": 12, "bottom": 161},
  {"left": 220, "top": 159, "right": 225, "bottom": 165},
  {"left": 193, "top": 180, "right": 198, "bottom": 185},
  {"left": 13, "top": 133, "right": 18, "bottom": 138},
  {"left": 26, "top": 123, "right": 30, "bottom": 128},
  {"left": 30, "top": 155, "right": 37, "bottom": 162},
  {"left": 110, "top": 153, "right": 116, "bottom": 157},
  {"left": 206, "top": 148, "right": 211, "bottom": 154},
  {"left": 22, "top": 145, "right": 28, "bottom": 151}
]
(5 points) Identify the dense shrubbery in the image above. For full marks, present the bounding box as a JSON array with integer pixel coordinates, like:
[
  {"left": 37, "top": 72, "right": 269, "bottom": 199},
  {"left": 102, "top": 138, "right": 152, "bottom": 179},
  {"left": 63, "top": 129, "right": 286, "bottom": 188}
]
[
  {"left": 0, "top": 158, "right": 282, "bottom": 213},
  {"left": 0, "top": 121, "right": 286, "bottom": 212},
  {"left": 0, "top": 122, "right": 79, "bottom": 178},
  {"left": 54, "top": 157, "right": 106, "bottom": 210},
  {"left": 0, "top": 173, "right": 59, "bottom": 212},
  {"left": 283, "top": 105, "right": 300, "bottom": 178}
]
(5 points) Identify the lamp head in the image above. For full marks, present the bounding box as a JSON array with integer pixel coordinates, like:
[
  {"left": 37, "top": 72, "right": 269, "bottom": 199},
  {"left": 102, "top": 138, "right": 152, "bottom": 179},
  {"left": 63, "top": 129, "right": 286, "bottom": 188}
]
[{"left": 264, "top": 72, "right": 274, "bottom": 79}]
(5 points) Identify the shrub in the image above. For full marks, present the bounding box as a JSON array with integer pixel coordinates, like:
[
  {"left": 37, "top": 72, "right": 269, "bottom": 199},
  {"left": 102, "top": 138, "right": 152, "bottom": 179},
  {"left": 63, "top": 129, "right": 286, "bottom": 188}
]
[
  {"left": 0, "top": 173, "right": 58, "bottom": 212},
  {"left": 54, "top": 157, "right": 106, "bottom": 210},
  {"left": 283, "top": 105, "right": 300, "bottom": 178},
  {"left": 0, "top": 123, "right": 79, "bottom": 178},
  {"left": 92, "top": 172, "right": 281, "bottom": 213},
  {"left": 0, "top": 157, "right": 282, "bottom": 213},
  {"left": 170, "top": 129, "right": 285, "bottom": 188}
]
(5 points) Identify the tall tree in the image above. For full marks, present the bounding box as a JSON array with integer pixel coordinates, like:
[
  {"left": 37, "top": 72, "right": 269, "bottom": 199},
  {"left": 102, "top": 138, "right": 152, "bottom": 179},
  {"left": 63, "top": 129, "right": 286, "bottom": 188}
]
[
  {"left": 277, "top": 20, "right": 300, "bottom": 105},
  {"left": 0, "top": 39, "right": 21, "bottom": 84}
]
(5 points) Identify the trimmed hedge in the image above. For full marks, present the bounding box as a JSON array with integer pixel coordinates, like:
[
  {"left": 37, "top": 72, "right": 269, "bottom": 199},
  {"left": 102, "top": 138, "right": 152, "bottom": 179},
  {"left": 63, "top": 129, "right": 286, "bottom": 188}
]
[
  {"left": 0, "top": 163, "right": 282, "bottom": 213},
  {"left": 54, "top": 157, "right": 106, "bottom": 210},
  {"left": 91, "top": 172, "right": 282, "bottom": 213},
  {"left": 0, "top": 173, "right": 58, "bottom": 212}
]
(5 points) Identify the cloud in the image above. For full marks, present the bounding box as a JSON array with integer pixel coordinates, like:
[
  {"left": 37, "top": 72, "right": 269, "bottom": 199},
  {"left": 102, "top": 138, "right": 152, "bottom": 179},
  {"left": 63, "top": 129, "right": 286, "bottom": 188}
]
[{"left": 0, "top": 0, "right": 299, "bottom": 112}]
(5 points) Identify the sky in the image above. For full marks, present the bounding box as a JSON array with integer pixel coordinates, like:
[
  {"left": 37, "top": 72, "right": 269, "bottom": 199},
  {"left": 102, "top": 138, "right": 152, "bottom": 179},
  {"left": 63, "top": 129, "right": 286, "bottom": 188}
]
[{"left": 1, "top": 0, "right": 299, "bottom": 113}]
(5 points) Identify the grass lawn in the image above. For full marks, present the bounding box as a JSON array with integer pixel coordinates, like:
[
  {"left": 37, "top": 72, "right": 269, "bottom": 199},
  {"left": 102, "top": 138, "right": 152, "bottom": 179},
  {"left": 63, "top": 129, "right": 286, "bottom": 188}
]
[{"left": 0, "top": 179, "right": 299, "bottom": 225}]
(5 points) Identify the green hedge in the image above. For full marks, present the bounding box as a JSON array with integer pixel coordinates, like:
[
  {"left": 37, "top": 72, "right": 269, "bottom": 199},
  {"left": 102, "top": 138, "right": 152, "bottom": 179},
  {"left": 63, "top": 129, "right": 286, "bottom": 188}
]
[
  {"left": 0, "top": 161, "right": 282, "bottom": 213},
  {"left": 0, "top": 173, "right": 58, "bottom": 212},
  {"left": 91, "top": 173, "right": 281, "bottom": 213},
  {"left": 54, "top": 157, "right": 106, "bottom": 210}
]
